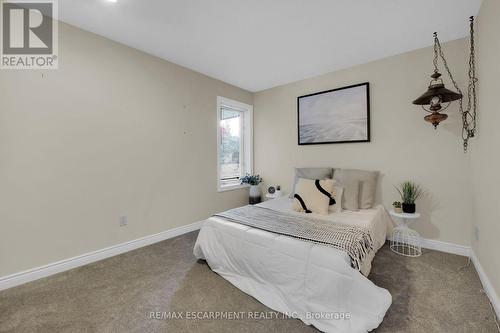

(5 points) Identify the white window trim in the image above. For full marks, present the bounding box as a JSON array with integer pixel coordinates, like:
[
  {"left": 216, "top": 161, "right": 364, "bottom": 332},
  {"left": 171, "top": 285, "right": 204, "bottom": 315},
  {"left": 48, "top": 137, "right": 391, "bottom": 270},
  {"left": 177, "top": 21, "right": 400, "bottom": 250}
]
[{"left": 217, "top": 96, "right": 253, "bottom": 192}]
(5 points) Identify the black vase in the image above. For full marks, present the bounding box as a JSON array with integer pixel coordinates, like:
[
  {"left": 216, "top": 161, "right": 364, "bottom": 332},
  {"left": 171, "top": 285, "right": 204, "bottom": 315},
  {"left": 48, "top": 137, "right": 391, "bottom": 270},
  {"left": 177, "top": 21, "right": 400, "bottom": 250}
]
[{"left": 402, "top": 203, "right": 416, "bottom": 214}]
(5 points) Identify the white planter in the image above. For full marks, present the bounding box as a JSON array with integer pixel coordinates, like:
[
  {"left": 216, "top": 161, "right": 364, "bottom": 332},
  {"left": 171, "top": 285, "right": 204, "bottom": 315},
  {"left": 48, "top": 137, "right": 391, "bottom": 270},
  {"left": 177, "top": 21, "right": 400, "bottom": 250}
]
[{"left": 249, "top": 185, "right": 261, "bottom": 204}]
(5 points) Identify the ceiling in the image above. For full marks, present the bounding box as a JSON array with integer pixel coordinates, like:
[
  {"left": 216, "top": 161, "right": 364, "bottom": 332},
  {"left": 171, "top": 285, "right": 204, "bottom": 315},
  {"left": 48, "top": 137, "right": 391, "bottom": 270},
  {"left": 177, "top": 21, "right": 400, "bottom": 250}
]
[{"left": 59, "top": 0, "right": 482, "bottom": 92}]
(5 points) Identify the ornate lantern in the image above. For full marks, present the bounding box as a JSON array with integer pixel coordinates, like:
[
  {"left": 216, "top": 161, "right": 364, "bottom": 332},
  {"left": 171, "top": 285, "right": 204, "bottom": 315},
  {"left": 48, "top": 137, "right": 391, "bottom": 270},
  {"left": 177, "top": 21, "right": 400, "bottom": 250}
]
[
  {"left": 413, "top": 70, "right": 462, "bottom": 129},
  {"left": 412, "top": 17, "right": 478, "bottom": 152}
]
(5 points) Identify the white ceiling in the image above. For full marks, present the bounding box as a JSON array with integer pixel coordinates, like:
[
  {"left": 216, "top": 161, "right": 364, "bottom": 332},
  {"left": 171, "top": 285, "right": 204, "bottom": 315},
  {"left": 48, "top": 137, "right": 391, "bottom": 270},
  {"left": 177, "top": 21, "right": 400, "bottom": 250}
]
[{"left": 59, "top": 0, "right": 482, "bottom": 92}]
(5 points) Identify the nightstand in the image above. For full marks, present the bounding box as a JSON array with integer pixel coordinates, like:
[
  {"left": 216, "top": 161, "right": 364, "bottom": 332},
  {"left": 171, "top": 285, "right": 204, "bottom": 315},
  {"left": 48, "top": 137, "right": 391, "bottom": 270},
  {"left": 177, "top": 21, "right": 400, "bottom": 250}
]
[
  {"left": 265, "top": 192, "right": 284, "bottom": 200},
  {"left": 389, "top": 211, "right": 422, "bottom": 257}
]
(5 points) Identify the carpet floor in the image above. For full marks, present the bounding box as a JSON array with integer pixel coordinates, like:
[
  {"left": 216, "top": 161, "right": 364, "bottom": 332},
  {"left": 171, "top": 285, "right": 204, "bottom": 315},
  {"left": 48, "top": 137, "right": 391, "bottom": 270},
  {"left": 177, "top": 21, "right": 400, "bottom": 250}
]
[{"left": 0, "top": 231, "right": 497, "bottom": 333}]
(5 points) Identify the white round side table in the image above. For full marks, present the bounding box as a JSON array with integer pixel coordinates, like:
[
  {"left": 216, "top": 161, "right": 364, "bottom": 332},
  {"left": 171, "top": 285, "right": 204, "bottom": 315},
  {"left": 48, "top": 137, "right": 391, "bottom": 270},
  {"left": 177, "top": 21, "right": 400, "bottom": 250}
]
[{"left": 389, "top": 211, "right": 422, "bottom": 257}]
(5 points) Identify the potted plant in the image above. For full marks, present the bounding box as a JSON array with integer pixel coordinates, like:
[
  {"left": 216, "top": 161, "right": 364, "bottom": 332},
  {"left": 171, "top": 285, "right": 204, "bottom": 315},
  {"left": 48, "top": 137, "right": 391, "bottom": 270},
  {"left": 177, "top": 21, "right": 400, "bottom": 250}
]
[
  {"left": 241, "top": 174, "right": 263, "bottom": 204},
  {"left": 392, "top": 201, "right": 403, "bottom": 213},
  {"left": 395, "top": 181, "right": 424, "bottom": 214}
]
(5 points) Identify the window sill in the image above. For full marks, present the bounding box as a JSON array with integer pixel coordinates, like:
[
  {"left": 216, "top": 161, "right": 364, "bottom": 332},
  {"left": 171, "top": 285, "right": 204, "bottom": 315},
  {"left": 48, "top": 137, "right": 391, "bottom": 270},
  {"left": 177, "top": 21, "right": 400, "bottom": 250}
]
[{"left": 218, "top": 184, "right": 249, "bottom": 193}]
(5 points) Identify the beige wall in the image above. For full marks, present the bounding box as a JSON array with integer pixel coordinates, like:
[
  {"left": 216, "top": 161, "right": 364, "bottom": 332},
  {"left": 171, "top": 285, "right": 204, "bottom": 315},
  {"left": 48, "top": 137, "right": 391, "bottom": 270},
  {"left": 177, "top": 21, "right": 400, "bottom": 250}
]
[
  {"left": 0, "top": 23, "right": 252, "bottom": 277},
  {"left": 471, "top": 0, "right": 500, "bottom": 298},
  {"left": 1, "top": 8, "right": 497, "bottom": 299},
  {"left": 254, "top": 39, "right": 472, "bottom": 246}
]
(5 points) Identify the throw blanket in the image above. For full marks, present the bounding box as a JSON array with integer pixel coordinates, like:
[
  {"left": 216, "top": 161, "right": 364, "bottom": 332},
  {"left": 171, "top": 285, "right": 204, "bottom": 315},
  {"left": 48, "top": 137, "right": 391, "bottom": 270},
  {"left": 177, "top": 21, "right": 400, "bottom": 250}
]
[{"left": 214, "top": 205, "right": 373, "bottom": 271}]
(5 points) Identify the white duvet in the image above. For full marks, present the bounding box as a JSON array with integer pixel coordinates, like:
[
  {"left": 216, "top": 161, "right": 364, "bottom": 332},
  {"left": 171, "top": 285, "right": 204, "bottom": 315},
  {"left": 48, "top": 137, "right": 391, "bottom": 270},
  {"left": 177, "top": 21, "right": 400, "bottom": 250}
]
[{"left": 193, "top": 197, "right": 394, "bottom": 333}]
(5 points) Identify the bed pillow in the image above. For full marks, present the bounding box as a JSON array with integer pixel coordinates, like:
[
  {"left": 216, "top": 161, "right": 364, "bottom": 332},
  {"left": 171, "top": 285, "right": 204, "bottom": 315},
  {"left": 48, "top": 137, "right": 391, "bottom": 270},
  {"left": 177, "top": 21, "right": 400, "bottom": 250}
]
[
  {"left": 335, "top": 180, "right": 359, "bottom": 211},
  {"left": 328, "top": 186, "right": 344, "bottom": 213},
  {"left": 292, "top": 178, "right": 335, "bottom": 215},
  {"left": 289, "top": 167, "right": 334, "bottom": 198},
  {"left": 334, "top": 168, "right": 379, "bottom": 209}
]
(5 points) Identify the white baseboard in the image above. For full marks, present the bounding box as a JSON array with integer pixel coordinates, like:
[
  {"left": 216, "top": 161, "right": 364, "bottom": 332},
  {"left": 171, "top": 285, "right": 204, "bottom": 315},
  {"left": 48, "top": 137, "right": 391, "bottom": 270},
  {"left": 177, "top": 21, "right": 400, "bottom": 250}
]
[
  {"left": 419, "top": 237, "right": 471, "bottom": 257},
  {"left": 470, "top": 251, "right": 500, "bottom": 318},
  {"left": 386, "top": 235, "right": 472, "bottom": 256},
  {"left": 0, "top": 221, "right": 203, "bottom": 291}
]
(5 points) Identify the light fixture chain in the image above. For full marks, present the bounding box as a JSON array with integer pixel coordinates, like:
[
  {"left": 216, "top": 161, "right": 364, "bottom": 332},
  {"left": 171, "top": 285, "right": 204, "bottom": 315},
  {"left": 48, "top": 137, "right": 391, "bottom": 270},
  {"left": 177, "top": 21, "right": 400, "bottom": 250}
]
[
  {"left": 434, "top": 17, "right": 478, "bottom": 152},
  {"left": 433, "top": 33, "right": 439, "bottom": 73},
  {"left": 468, "top": 17, "right": 478, "bottom": 135}
]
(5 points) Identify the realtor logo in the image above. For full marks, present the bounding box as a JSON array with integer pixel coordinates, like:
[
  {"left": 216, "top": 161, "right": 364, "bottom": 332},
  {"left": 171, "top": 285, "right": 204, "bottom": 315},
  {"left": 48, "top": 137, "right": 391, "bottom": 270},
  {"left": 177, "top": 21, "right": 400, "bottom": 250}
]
[{"left": 1, "top": 0, "right": 58, "bottom": 69}]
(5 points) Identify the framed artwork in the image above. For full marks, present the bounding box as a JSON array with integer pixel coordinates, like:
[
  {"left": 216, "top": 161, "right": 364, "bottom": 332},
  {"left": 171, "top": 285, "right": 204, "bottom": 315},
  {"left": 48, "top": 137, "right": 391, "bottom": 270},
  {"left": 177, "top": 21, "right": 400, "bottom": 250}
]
[{"left": 297, "top": 82, "right": 370, "bottom": 145}]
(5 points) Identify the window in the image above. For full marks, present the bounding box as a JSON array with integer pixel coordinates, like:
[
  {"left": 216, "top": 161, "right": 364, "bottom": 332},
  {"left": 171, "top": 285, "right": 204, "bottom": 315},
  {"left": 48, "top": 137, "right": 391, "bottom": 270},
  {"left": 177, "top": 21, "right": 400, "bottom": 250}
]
[{"left": 217, "top": 96, "right": 253, "bottom": 191}]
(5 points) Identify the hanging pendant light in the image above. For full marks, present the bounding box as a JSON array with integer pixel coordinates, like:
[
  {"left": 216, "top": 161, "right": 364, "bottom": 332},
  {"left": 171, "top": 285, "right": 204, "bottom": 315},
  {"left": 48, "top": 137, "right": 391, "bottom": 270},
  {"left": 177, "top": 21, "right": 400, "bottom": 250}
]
[
  {"left": 413, "top": 70, "right": 462, "bottom": 129},
  {"left": 412, "top": 17, "right": 478, "bottom": 152}
]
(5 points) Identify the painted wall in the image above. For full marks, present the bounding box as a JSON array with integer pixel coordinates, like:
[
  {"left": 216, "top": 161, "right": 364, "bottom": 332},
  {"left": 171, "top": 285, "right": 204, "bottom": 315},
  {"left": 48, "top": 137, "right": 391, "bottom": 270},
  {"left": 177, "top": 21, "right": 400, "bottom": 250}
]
[
  {"left": 254, "top": 39, "right": 472, "bottom": 246},
  {"left": 0, "top": 23, "right": 252, "bottom": 277},
  {"left": 1, "top": 9, "right": 496, "bottom": 299},
  {"left": 470, "top": 0, "right": 500, "bottom": 299}
]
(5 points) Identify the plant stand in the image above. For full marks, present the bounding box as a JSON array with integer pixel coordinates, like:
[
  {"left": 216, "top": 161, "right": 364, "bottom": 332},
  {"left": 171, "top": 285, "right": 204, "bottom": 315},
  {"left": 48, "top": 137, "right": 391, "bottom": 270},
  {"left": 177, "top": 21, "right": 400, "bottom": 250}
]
[{"left": 389, "top": 211, "right": 422, "bottom": 257}]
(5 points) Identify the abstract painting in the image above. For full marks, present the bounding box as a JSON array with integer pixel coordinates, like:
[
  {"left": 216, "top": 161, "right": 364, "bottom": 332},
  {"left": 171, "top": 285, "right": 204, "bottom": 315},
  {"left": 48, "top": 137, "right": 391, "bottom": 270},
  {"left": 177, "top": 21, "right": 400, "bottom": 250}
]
[{"left": 297, "top": 83, "right": 370, "bottom": 145}]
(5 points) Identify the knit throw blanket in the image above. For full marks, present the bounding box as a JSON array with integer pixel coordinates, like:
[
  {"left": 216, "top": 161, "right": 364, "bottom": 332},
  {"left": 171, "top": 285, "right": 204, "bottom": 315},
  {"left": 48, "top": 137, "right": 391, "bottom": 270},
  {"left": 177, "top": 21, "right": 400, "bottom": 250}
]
[{"left": 214, "top": 205, "right": 373, "bottom": 271}]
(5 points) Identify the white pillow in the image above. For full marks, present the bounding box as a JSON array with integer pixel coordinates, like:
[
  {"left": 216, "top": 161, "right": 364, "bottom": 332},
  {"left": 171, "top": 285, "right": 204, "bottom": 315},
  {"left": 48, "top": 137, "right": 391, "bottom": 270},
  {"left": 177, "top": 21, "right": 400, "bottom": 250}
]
[
  {"left": 292, "top": 178, "right": 335, "bottom": 215},
  {"left": 328, "top": 186, "right": 344, "bottom": 213}
]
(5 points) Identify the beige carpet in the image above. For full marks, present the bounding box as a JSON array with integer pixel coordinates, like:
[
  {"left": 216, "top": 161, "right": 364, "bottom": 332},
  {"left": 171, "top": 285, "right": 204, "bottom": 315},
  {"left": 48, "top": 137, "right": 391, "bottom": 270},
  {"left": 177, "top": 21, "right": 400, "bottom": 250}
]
[{"left": 0, "top": 231, "right": 497, "bottom": 332}]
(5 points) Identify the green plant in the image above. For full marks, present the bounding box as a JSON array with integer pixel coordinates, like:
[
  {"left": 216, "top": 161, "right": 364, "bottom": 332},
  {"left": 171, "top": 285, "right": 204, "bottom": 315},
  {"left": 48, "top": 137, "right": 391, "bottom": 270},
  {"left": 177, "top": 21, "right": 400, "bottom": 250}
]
[
  {"left": 395, "top": 181, "right": 424, "bottom": 204},
  {"left": 392, "top": 201, "right": 402, "bottom": 208},
  {"left": 240, "top": 174, "right": 262, "bottom": 186}
]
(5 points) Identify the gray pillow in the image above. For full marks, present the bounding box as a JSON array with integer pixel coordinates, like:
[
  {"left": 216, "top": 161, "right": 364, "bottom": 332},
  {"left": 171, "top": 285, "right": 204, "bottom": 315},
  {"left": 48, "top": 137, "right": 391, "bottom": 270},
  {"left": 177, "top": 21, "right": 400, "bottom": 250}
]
[
  {"left": 290, "top": 167, "right": 334, "bottom": 198},
  {"left": 336, "top": 180, "right": 360, "bottom": 211},
  {"left": 333, "top": 168, "right": 379, "bottom": 209}
]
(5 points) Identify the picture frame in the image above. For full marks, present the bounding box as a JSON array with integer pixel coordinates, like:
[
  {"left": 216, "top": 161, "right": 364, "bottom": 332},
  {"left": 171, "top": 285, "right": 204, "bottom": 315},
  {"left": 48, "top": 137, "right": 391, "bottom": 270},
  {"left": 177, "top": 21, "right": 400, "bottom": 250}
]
[{"left": 297, "top": 82, "right": 370, "bottom": 145}]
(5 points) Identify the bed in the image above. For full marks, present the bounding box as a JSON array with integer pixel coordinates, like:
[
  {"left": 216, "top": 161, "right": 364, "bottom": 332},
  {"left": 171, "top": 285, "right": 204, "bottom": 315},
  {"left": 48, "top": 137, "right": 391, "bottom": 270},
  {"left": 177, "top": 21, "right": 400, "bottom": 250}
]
[{"left": 193, "top": 196, "right": 394, "bottom": 333}]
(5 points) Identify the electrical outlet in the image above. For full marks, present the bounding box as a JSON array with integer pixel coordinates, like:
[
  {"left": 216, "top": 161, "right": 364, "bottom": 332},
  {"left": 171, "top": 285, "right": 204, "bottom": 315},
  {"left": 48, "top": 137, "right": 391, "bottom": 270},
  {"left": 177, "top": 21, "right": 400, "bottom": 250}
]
[
  {"left": 119, "top": 215, "right": 128, "bottom": 227},
  {"left": 474, "top": 226, "right": 480, "bottom": 241}
]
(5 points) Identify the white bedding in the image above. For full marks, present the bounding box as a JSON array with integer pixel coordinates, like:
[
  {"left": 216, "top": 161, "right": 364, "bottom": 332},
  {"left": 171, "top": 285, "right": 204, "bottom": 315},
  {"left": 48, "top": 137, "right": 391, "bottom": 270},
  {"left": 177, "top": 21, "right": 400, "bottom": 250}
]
[{"left": 193, "top": 197, "right": 394, "bottom": 333}]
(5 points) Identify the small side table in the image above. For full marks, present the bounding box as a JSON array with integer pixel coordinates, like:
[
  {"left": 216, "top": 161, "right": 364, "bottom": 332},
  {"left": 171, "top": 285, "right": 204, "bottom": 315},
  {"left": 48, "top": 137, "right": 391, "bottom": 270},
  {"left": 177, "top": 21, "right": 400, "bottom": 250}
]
[{"left": 389, "top": 211, "right": 422, "bottom": 257}]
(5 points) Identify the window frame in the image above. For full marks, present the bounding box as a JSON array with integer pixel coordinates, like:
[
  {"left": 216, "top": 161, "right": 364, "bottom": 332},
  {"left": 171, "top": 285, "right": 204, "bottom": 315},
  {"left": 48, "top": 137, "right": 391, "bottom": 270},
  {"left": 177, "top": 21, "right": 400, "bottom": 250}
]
[{"left": 216, "top": 96, "right": 253, "bottom": 192}]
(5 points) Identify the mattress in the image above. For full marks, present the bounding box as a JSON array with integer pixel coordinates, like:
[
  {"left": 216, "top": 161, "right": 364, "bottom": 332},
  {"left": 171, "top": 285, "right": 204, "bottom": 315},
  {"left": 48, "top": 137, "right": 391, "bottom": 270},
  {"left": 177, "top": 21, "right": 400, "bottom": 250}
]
[{"left": 193, "top": 197, "right": 394, "bottom": 333}]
